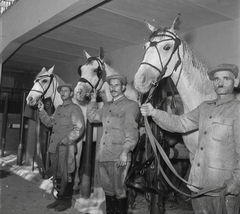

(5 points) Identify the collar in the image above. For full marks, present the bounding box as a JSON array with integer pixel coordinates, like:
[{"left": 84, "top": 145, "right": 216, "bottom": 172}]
[
  {"left": 61, "top": 99, "right": 72, "bottom": 106},
  {"left": 206, "top": 94, "right": 236, "bottom": 106},
  {"left": 112, "top": 94, "right": 124, "bottom": 102}
]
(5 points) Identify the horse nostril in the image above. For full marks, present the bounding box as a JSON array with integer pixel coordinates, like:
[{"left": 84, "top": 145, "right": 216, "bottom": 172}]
[{"left": 141, "top": 75, "right": 146, "bottom": 84}]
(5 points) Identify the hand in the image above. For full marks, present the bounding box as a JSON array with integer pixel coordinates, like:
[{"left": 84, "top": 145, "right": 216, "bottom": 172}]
[
  {"left": 140, "top": 103, "right": 155, "bottom": 116},
  {"left": 38, "top": 101, "right": 44, "bottom": 112},
  {"left": 116, "top": 151, "right": 128, "bottom": 167},
  {"left": 224, "top": 180, "right": 240, "bottom": 195}
]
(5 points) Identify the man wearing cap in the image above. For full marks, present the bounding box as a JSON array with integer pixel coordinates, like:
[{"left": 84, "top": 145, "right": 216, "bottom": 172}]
[
  {"left": 87, "top": 74, "right": 139, "bottom": 214},
  {"left": 38, "top": 83, "right": 85, "bottom": 212},
  {"left": 140, "top": 64, "right": 240, "bottom": 213}
]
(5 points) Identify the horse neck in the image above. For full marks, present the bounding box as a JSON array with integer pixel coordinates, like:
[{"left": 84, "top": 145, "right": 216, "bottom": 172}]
[
  {"left": 99, "top": 63, "right": 118, "bottom": 102},
  {"left": 170, "top": 45, "right": 217, "bottom": 112},
  {"left": 52, "top": 75, "right": 63, "bottom": 108}
]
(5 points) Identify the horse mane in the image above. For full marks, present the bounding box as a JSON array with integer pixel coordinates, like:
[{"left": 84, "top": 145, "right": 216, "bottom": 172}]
[
  {"left": 54, "top": 74, "right": 65, "bottom": 86},
  {"left": 181, "top": 40, "right": 215, "bottom": 96}
]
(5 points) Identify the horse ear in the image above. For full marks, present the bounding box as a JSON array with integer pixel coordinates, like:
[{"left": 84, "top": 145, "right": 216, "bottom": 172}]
[
  {"left": 99, "top": 47, "right": 104, "bottom": 60},
  {"left": 170, "top": 14, "right": 181, "bottom": 32},
  {"left": 48, "top": 65, "right": 55, "bottom": 74},
  {"left": 83, "top": 49, "right": 91, "bottom": 60},
  {"left": 144, "top": 20, "right": 157, "bottom": 33}
]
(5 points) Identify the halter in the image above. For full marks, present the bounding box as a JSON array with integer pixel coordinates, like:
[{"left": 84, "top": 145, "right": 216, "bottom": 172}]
[
  {"left": 141, "top": 30, "right": 182, "bottom": 103},
  {"left": 30, "top": 74, "right": 57, "bottom": 103},
  {"left": 78, "top": 57, "right": 106, "bottom": 91}
]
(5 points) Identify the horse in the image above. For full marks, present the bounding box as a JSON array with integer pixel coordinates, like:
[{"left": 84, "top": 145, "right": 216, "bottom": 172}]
[
  {"left": 26, "top": 66, "right": 88, "bottom": 193},
  {"left": 74, "top": 47, "right": 140, "bottom": 104},
  {"left": 134, "top": 14, "right": 220, "bottom": 165}
]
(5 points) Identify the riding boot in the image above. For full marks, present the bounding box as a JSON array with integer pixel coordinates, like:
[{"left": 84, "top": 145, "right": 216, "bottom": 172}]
[
  {"left": 47, "top": 178, "right": 62, "bottom": 209},
  {"left": 55, "top": 182, "right": 73, "bottom": 212},
  {"left": 105, "top": 195, "right": 116, "bottom": 214},
  {"left": 115, "top": 197, "right": 128, "bottom": 214}
]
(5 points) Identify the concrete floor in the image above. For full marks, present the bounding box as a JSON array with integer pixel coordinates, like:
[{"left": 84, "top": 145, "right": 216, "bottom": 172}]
[{"left": 1, "top": 153, "right": 194, "bottom": 214}]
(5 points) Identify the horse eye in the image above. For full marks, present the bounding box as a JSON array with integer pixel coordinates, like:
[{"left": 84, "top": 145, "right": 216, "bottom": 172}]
[
  {"left": 42, "top": 79, "right": 48, "bottom": 84},
  {"left": 78, "top": 65, "right": 82, "bottom": 76},
  {"left": 163, "top": 45, "right": 171, "bottom": 51}
]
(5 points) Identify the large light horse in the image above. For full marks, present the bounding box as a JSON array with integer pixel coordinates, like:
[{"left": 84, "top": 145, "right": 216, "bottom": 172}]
[
  {"left": 26, "top": 66, "right": 88, "bottom": 192},
  {"left": 134, "top": 14, "right": 219, "bottom": 164}
]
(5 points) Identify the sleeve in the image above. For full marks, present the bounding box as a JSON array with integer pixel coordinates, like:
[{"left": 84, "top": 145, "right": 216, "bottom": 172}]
[
  {"left": 231, "top": 104, "right": 240, "bottom": 188},
  {"left": 87, "top": 100, "right": 103, "bottom": 123},
  {"left": 38, "top": 109, "right": 56, "bottom": 128},
  {"left": 122, "top": 101, "right": 139, "bottom": 153},
  {"left": 151, "top": 106, "right": 200, "bottom": 133},
  {"left": 61, "top": 105, "right": 85, "bottom": 144}
]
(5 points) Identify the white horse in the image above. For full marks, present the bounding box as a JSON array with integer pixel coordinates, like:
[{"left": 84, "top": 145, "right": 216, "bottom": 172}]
[
  {"left": 134, "top": 14, "right": 235, "bottom": 164},
  {"left": 26, "top": 66, "right": 88, "bottom": 193},
  {"left": 74, "top": 47, "right": 140, "bottom": 104}
]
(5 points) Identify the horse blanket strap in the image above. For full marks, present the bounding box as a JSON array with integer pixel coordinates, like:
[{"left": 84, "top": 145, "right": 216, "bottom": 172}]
[
  {"left": 144, "top": 116, "right": 228, "bottom": 197},
  {"left": 51, "top": 143, "right": 69, "bottom": 198}
]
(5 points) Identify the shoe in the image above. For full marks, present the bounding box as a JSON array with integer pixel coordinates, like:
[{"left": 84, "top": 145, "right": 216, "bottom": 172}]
[
  {"left": 47, "top": 199, "right": 62, "bottom": 209},
  {"left": 54, "top": 198, "right": 72, "bottom": 212}
]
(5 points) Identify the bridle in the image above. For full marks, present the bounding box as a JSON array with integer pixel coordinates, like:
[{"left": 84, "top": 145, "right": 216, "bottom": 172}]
[
  {"left": 78, "top": 57, "right": 106, "bottom": 101},
  {"left": 141, "top": 30, "right": 182, "bottom": 103},
  {"left": 78, "top": 57, "right": 106, "bottom": 91},
  {"left": 30, "top": 74, "right": 57, "bottom": 103}
]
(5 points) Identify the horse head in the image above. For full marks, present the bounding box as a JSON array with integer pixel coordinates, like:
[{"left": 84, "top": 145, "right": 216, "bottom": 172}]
[
  {"left": 134, "top": 14, "right": 183, "bottom": 94},
  {"left": 74, "top": 47, "right": 107, "bottom": 102},
  {"left": 26, "top": 66, "right": 59, "bottom": 106}
]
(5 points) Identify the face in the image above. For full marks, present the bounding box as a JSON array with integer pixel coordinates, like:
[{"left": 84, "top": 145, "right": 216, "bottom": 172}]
[
  {"left": 60, "top": 86, "right": 73, "bottom": 101},
  {"left": 109, "top": 79, "right": 125, "bottom": 98},
  {"left": 212, "top": 70, "right": 239, "bottom": 96}
]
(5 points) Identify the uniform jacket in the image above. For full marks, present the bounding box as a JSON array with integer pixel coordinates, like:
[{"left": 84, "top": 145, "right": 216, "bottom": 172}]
[
  {"left": 87, "top": 95, "right": 139, "bottom": 162},
  {"left": 151, "top": 94, "right": 240, "bottom": 195},
  {"left": 39, "top": 99, "right": 85, "bottom": 154}
]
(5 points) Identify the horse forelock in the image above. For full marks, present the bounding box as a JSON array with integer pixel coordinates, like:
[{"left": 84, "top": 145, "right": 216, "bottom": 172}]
[
  {"left": 149, "top": 27, "right": 175, "bottom": 41},
  {"left": 181, "top": 41, "right": 214, "bottom": 95}
]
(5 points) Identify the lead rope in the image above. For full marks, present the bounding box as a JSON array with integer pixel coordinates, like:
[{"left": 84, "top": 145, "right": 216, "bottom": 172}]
[{"left": 144, "top": 116, "right": 240, "bottom": 213}]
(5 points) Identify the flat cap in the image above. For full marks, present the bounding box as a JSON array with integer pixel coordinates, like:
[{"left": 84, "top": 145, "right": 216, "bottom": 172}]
[
  {"left": 208, "top": 63, "right": 239, "bottom": 79},
  {"left": 105, "top": 74, "right": 127, "bottom": 85},
  {"left": 57, "top": 83, "right": 73, "bottom": 93}
]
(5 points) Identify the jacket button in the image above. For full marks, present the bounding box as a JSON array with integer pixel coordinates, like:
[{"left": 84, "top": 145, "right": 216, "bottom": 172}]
[
  {"left": 200, "top": 147, "right": 203, "bottom": 150},
  {"left": 105, "top": 131, "right": 107, "bottom": 134},
  {"left": 209, "top": 116, "right": 212, "bottom": 119},
  {"left": 103, "top": 143, "right": 105, "bottom": 145},
  {"left": 204, "top": 131, "right": 207, "bottom": 134},
  {"left": 107, "top": 121, "right": 109, "bottom": 123},
  {"left": 197, "top": 163, "right": 200, "bottom": 167}
]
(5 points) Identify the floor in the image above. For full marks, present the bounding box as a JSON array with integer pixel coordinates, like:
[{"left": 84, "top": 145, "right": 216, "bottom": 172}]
[{"left": 0, "top": 152, "right": 194, "bottom": 214}]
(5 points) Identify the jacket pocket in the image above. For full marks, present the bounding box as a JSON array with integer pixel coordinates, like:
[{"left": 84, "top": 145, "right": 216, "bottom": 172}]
[{"left": 211, "top": 118, "right": 233, "bottom": 144}]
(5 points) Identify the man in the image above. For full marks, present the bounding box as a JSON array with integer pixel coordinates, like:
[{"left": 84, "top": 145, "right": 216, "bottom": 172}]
[
  {"left": 38, "top": 83, "right": 85, "bottom": 212},
  {"left": 140, "top": 64, "right": 240, "bottom": 213},
  {"left": 87, "top": 74, "right": 139, "bottom": 214}
]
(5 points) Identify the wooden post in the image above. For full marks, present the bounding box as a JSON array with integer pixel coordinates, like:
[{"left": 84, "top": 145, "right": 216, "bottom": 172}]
[{"left": 81, "top": 120, "right": 93, "bottom": 198}]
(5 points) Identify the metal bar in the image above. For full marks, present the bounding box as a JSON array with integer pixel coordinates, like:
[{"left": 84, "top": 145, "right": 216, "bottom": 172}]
[
  {"left": 17, "top": 92, "right": 26, "bottom": 165},
  {"left": 1, "top": 95, "right": 9, "bottom": 157}
]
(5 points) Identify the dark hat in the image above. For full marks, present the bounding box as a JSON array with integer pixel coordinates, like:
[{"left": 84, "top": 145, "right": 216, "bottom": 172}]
[
  {"left": 57, "top": 83, "right": 73, "bottom": 93},
  {"left": 105, "top": 74, "right": 127, "bottom": 85},
  {"left": 208, "top": 63, "right": 239, "bottom": 79}
]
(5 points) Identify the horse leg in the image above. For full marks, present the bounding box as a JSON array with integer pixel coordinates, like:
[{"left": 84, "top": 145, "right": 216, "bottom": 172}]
[{"left": 73, "top": 140, "right": 83, "bottom": 194}]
